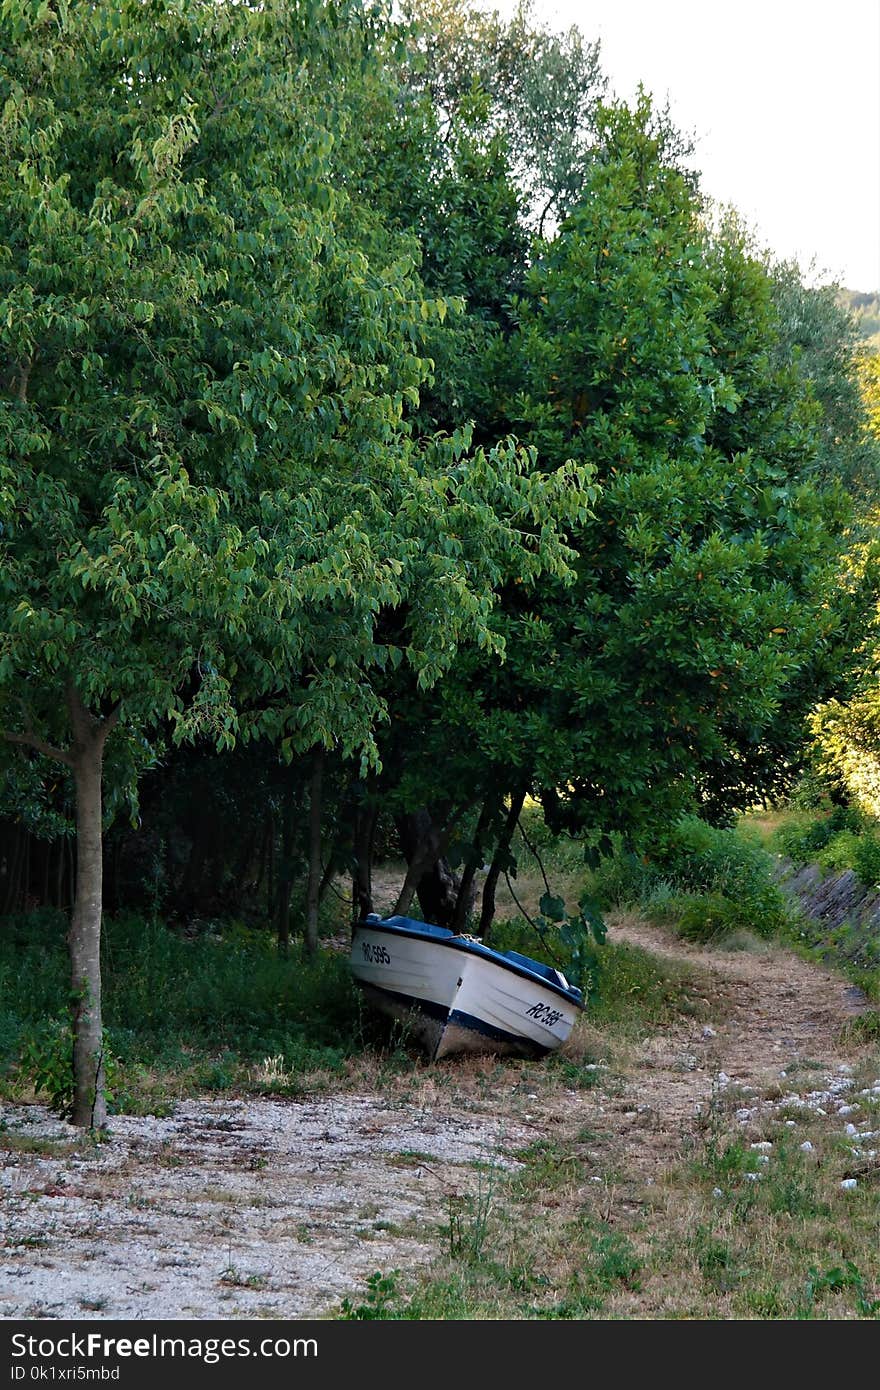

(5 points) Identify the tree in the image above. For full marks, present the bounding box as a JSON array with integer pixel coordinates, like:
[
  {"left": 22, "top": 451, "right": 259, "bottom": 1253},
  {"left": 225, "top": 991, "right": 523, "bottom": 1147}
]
[
  {"left": 0, "top": 0, "right": 591, "bottom": 1122},
  {"left": 363, "top": 95, "right": 872, "bottom": 933}
]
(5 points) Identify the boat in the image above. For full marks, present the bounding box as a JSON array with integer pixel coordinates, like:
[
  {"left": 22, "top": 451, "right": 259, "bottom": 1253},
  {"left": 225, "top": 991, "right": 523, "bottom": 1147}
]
[{"left": 350, "top": 913, "right": 583, "bottom": 1061}]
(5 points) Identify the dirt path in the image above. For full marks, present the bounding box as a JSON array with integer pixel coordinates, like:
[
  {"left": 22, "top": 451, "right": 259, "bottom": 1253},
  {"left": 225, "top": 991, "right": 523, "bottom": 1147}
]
[
  {"left": 581, "top": 915, "right": 874, "bottom": 1181},
  {"left": 1, "top": 917, "right": 875, "bottom": 1320}
]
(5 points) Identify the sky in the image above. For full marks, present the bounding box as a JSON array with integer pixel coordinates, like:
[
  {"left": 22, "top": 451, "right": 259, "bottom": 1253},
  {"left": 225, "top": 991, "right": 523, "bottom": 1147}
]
[{"left": 494, "top": 0, "right": 880, "bottom": 291}]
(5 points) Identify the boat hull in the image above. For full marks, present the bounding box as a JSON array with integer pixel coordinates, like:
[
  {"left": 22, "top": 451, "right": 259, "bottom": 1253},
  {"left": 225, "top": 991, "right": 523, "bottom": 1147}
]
[{"left": 350, "top": 916, "right": 582, "bottom": 1061}]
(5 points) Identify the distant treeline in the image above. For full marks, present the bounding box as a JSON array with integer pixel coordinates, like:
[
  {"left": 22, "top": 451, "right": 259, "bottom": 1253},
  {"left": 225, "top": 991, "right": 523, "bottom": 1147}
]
[{"left": 838, "top": 288, "right": 880, "bottom": 348}]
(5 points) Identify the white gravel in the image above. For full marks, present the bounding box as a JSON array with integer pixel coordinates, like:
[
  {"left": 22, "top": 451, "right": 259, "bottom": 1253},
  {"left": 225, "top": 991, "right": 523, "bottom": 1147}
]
[{"left": 0, "top": 1094, "right": 529, "bottom": 1320}]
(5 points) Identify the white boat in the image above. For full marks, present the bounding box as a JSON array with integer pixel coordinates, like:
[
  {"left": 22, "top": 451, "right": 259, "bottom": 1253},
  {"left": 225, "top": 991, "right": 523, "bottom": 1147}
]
[{"left": 350, "top": 913, "right": 583, "bottom": 1061}]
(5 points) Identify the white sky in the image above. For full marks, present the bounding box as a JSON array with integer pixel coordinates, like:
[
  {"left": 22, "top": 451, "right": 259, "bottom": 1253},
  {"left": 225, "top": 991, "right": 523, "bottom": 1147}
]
[{"left": 494, "top": 0, "right": 880, "bottom": 291}]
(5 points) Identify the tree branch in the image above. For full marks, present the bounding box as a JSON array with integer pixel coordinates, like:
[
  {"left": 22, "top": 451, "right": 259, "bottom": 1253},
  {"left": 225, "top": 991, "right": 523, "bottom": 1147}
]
[
  {"left": 16, "top": 355, "right": 32, "bottom": 403},
  {"left": 2, "top": 729, "right": 74, "bottom": 767}
]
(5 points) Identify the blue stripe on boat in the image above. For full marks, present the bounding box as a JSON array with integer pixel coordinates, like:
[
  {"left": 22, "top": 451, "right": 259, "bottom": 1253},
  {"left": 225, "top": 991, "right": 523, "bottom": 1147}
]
[
  {"left": 446, "top": 1007, "right": 553, "bottom": 1053},
  {"left": 359, "top": 983, "right": 554, "bottom": 1056}
]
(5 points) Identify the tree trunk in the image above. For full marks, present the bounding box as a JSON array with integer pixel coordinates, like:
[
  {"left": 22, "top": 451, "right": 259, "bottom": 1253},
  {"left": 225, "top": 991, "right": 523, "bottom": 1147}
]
[
  {"left": 451, "top": 798, "right": 495, "bottom": 934},
  {"left": 479, "top": 786, "right": 528, "bottom": 939},
  {"left": 352, "top": 802, "right": 376, "bottom": 925},
  {"left": 266, "top": 808, "right": 276, "bottom": 923},
  {"left": 67, "top": 685, "right": 118, "bottom": 1129},
  {"left": 276, "top": 771, "right": 295, "bottom": 956},
  {"left": 304, "top": 746, "right": 324, "bottom": 957},
  {"left": 41, "top": 837, "right": 50, "bottom": 908},
  {"left": 54, "top": 837, "right": 64, "bottom": 910},
  {"left": 393, "top": 808, "right": 462, "bottom": 922},
  {"left": 2, "top": 826, "right": 22, "bottom": 914}
]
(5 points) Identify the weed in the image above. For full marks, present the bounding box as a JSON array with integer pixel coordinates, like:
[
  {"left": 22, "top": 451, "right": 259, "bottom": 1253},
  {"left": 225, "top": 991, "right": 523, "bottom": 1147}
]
[
  {"left": 798, "top": 1261, "right": 880, "bottom": 1318},
  {"left": 445, "top": 1171, "right": 496, "bottom": 1263},
  {"left": 339, "top": 1270, "right": 402, "bottom": 1320},
  {"left": 219, "top": 1267, "right": 269, "bottom": 1291}
]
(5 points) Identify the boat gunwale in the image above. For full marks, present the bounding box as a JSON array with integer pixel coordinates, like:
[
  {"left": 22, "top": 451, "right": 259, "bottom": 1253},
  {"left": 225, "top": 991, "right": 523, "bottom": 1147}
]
[{"left": 353, "top": 917, "right": 584, "bottom": 1008}]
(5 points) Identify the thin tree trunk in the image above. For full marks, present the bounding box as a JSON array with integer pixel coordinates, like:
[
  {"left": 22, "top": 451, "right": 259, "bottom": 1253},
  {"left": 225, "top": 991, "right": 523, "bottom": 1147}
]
[
  {"left": 352, "top": 803, "right": 376, "bottom": 925},
  {"left": 66, "top": 833, "right": 75, "bottom": 912},
  {"left": 2, "top": 828, "right": 22, "bottom": 914},
  {"left": 253, "top": 812, "right": 271, "bottom": 899},
  {"left": 266, "top": 808, "right": 276, "bottom": 923},
  {"left": 67, "top": 684, "right": 118, "bottom": 1130},
  {"left": 451, "top": 798, "right": 495, "bottom": 934},
  {"left": 54, "top": 837, "right": 64, "bottom": 910},
  {"left": 21, "top": 832, "right": 30, "bottom": 909},
  {"left": 69, "top": 740, "right": 106, "bottom": 1127},
  {"left": 41, "top": 837, "right": 50, "bottom": 908},
  {"left": 304, "top": 746, "right": 324, "bottom": 957},
  {"left": 479, "top": 786, "right": 528, "bottom": 939},
  {"left": 317, "top": 845, "right": 338, "bottom": 905},
  {"left": 276, "top": 772, "right": 295, "bottom": 956}
]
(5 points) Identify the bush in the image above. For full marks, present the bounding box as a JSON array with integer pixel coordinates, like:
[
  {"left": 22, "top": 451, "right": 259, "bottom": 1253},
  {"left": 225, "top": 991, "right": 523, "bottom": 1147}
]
[
  {"left": 663, "top": 892, "right": 740, "bottom": 944},
  {"left": 590, "top": 816, "right": 790, "bottom": 940},
  {"left": 1, "top": 911, "right": 364, "bottom": 1107},
  {"left": 774, "top": 805, "right": 865, "bottom": 862},
  {"left": 589, "top": 845, "right": 657, "bottom": 908},
  {"left": 655, "top": 818, "right": 787, "bottom": 937}
]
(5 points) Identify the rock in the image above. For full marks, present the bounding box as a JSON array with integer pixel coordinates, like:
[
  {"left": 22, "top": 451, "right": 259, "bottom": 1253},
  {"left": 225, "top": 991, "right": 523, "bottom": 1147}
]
[
  {"left": 845, "top": 1123, "right": 858, "bottom": 1136},
  {"left": 840, "top": 1178, "right": 858, "bottom": 1190},
  {"left": 800, "top": 1141, "right": 814, "bottom": 1152}
]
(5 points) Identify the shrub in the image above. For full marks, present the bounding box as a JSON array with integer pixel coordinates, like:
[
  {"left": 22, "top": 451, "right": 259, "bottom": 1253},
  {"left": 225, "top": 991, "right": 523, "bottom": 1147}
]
[
  {"left": 651, "top": 818, "right": 790, "bottom": 938},
  {"left": 589, "top": 846, "right": 657, "bottom": 908},
  {"left": 668, "top": 892, "right": 741, "bottom": 944},
  {"left": 589, "top": 816, "right": 790, "bottom": 940},
  {"left": 774, "top": 805, "right": 865, "bottom": 862}
]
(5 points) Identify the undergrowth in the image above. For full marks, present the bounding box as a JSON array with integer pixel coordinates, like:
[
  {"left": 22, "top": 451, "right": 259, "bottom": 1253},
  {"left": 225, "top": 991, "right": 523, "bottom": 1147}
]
[{"left": 0, "top": 911, "right": 370, "bottom": 1112}]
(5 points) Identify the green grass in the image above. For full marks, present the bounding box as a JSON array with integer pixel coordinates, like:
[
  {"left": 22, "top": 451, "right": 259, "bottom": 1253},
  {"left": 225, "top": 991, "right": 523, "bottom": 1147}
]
[
  {"left": 0, "top": 910, "right": 374, "bottom": 1111},
  {"left": 334, "top": 1060, "right": 880, "bottom": 1321},
  {"left": 588, "top": 817, "right": 792, "bottom": 945}
]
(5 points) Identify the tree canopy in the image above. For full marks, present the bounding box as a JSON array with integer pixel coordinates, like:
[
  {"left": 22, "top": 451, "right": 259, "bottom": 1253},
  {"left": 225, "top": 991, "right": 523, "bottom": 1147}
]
[{"left": 2, "top": 0, "right": 878, "bottom": 1125}]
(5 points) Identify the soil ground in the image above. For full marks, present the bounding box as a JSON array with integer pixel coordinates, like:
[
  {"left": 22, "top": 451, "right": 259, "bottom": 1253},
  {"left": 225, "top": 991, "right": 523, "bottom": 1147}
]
[{"left": 1, "top": 913, "right": 876, "bottom": 1320}]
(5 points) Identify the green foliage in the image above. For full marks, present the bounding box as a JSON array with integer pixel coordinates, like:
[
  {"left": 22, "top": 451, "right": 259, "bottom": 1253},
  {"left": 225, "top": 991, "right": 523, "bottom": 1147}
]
[
  {"left": 1, "top": 912, "right": 363, "bottom": 1104},
  {"left": 773, "top": 804, "right": 862, "bottom": 860},
  {"left": 445, "top": 1170, "right": 496, "bottom": 1263},
  {"left": 799, "top": 1262, "right": 880, "bottom": 1319},
  {"left": 661, "top": 892, "right": 741, "bottom": 944},
  {"left": 651, "top": 817, "right": 790, "bottom": 937},
  {"left": 18, "top": 1015, "right": 119, "bottom": 1118},
  {"left": 0, "top": 0, "right": 592, "bottom": 789},
  {"left": 773, "top": 802, "right": 880, "bottom": 886},
  {"left": 811, "top": 689, "right": 880, "bottom": 823},
  {"left": 590, "top": 817, "right": 790, "bottom": 941},
  {"left": 589, "top": 845, "right": 656, "bottom": 909},
  {"left": 339, "top": 1270, "right": 402, "bottom": 1320}
]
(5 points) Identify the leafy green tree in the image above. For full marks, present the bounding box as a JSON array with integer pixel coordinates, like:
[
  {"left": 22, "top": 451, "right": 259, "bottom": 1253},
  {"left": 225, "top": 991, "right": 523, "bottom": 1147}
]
[
  {"left": 499, "top": 102, "right": 863, "bottom": 834},
  {"left": 0, "top": 0, "right": 590, "bottom": 1122},
  {"left": 372, "top": 96, "right": 870, "bottom": 930}
]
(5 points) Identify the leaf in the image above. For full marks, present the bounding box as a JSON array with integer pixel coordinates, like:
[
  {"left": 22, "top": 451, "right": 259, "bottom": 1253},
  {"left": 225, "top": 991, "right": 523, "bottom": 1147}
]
[{"left": 538, "top": 892, "right": 566, "bottom": 922}]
